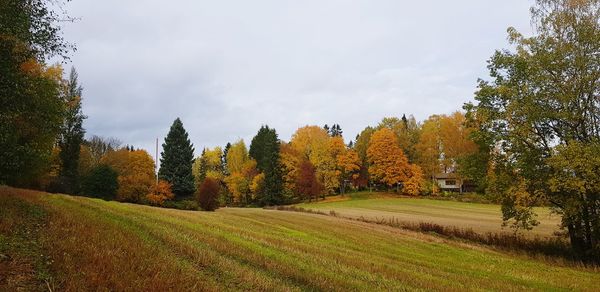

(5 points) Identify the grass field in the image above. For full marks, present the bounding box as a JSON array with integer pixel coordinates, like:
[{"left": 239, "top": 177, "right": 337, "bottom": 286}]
[
  {"left": 297, "top": 193, "right": 562, "bottom": 238},
  {"left": 1, "top": 187, "right": 598, "bottom": 291}
]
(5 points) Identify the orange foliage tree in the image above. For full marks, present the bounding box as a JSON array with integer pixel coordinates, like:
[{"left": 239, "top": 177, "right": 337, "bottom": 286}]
[
  {"left": 367, "top": 128, "right": 411, "bottom": 188},
  {"left": 146, "top": 180, "right": 175, "bottom": 206}
]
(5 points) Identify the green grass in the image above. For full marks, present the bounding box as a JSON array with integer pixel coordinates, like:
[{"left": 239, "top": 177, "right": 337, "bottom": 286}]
[
  {"left": 297, "top": 192, "right": 561, "bottom": 238},
  {"left": 1, "top": 187, "right": 598, "bottom": 291}
]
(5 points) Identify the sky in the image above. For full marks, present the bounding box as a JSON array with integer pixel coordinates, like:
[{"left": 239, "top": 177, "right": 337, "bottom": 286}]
[{"left": 59, "top": 0, "right": 533, "bottom": 158}]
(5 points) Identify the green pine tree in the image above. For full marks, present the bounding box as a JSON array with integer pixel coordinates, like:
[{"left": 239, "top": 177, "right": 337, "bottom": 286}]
[
  {"left": 249, "top": 125, "right": 283, "bottom": 205},
  {"left": 159, "top": 118, "right": 195, "bottom": 198}
]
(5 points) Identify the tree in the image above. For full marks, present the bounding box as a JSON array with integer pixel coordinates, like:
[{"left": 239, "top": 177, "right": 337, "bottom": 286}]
[
  {"left": 416, "top": 115, "right": 442, "bottom": 181},
  {"left": 465, "top": 0, "right": 600, "bottom": 257},
  {"left": 80, "top": 164, "right": 118, "bottom": 200},
  {"left": 404, "top": 164, "right": 425, "bottom": 196},
  {"left": 226, "top": 140, "right": 249, "bottom": 174},
  {"left": 377, "top": 116, "right": 421, "bottom": 163},
  {"left": 367, "top": 128, "right": 411, "bottom": 188},
  {"left": 102, "top": 149, "right": 156, "bottom": 203},
  {"left": 197, "top": 177, "right": 220, "bottom": 211},
  {"left": 330, "top": 124, "right": 343, "bottom": 137},
  {"left": 290, "top": 126, "right": 338, "bottom": 194},
  {"left": 354, "top": 127, "right": 376, "bottom": 189},
  {"left": 159, "top": 118, "right": 195, "bottom": 198},
  {"left": 194, "top": 147, "right": 224, "bottom": 182},
  {"left": 1, "top": 0, "right": 74, "bottom": 186},
  {"left": 146, "top": 180, "right": 175, "bottom": 206},
  {"left": 249, "top": 125, "right": 283, "bottom": 205},
  {"left": 85, "top": 135, "right": 121, "bottom": 165},
  {"left": 295, "top": 160, "right": 322, "bottom": 202},
  {"left": 57, "top": 67, "right": 86, "bottom": 194}
]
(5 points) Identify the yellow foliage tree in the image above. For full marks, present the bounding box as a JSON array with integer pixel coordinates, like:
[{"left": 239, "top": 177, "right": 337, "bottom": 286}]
[
  {"left": 404, "top": 164, "right": 425, "bottom": 196},
  {"left": 367, "top": 128, "right": 411, "bottom": 187},
  {"left": 101, "top": 148, "right": 156, "bottom": 202},
  {"left": 290, "top": 126, "right": 338, "bottom": 194},
  {"left": 226, "top": 139, "right": 249, "bottom": 174}
]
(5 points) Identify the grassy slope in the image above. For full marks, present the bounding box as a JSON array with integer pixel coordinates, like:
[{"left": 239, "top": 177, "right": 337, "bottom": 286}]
[
  {"left": 1, "top": 187, "right": 598, "bottom": 291},
  {"left": 297, "top": 193, "right": 561, "bottom": 238}
]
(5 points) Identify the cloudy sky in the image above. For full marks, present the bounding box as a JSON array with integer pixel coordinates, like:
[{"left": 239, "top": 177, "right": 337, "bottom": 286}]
[{"left": 60, "top": 0, "right": 533, "bottom": 157}]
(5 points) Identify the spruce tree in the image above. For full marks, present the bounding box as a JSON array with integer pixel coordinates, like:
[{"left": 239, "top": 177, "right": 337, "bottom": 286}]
[
  {"left": 58, "top": 67, "right": 86, "bottom": 194},
  {"left": 249, "top": 125, "right": 283, "bottom": 205},
  {"left": 159, "top": 118, "right": 195, "bottom": 198}
]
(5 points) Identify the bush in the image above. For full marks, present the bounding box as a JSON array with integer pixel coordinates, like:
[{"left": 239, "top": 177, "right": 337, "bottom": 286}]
[
  {"left": 81, "top": 164, "right": 118, "bottom": 199},
  {"left": 163, "top": 199, "right": 199, "bottom": 210},
  {"left": 146, "top": 180, "right": 175, "bottom": 206},
  {"left": 197, "top": 177, "right": 220, "bottom": 211}
]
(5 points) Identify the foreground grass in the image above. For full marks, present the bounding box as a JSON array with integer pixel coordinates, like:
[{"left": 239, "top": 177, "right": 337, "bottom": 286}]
[
  {"left": 1, "top": 187, "right": 598, "bottom": 291},
  {"left": 298, "top": 192, "right": 561, "bottom": 238}
]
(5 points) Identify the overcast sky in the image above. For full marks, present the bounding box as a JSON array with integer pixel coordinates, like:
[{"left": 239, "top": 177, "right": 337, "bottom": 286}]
[{"left": 60, "top": 0, "right": 533, "bottom": 157}]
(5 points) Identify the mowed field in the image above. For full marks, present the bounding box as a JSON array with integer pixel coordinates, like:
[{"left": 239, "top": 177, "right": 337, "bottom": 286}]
[
  {"left": 1, "top": 187, "right": 599, "bottom": 291},
  {"left": 298, "top": 193, "right": 562, "bottom": 238}
]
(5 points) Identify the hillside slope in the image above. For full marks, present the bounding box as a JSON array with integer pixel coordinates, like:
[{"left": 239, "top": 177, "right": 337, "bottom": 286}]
[{"left": 1, "top": 187, "right": 598, "bottom": 291}]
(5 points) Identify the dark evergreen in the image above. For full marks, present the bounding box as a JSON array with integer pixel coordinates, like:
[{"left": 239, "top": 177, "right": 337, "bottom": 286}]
[
  {"left": 222, "top": 142, "right": 231, "bottom": 176},
  {"left": 159, "top": 118, "right": 195, "bottom": 198},
  {"left": 57, "top": 67, "right": 86, "bottom": 194},
  {"left": 81, "top": 164, "right": 118, "bottom": 200},
  {"left": 249, "top": 125, "right": 284, "bottom": 205},
  {"left": 330, "top": 124, "right": 343, "bottom": 137}
]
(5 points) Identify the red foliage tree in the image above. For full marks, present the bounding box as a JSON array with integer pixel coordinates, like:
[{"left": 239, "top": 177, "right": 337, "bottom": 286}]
[
  {"left": 295, "top": 160, "right": 322, "bottom": 202},
  {"left": 197, "top": 177, "right": 220, "bottom": 211}
]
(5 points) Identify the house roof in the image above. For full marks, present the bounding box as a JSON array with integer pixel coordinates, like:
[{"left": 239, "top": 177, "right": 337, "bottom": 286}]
[{"left": 434, "top": 173, "right": 460, "bottom": 179}]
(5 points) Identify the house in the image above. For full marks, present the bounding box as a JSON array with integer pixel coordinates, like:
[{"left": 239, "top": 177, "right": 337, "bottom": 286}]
[{"left": 434, "top": 173, "right": 476, "bottom": 193}]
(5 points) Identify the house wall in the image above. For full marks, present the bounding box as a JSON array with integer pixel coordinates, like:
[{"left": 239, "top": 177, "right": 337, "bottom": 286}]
[{"left": 436, "top": 178, "right": 462, "bottom": 191}]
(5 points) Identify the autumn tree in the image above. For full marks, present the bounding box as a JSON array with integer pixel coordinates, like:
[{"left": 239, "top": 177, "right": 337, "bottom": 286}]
[
  {"left": 249, "top": 125, "right": 283, "bottom": 205},
  {"left": 146, "top": 180, "right": 175, "bottom": 206},
  {"left": 367, "top": 128, "right": 411, "bottom": 188},
  {"left": 353, "top": 126, "right": 376, "bottom": 188},
  {"left": 404, "top": 164, "right": 425, "bottom": 196},
  {"left": 465, "top": 0, "right": 600, "bottom": 257},
  {"left": 197, "top": 177, "right": 220, "bottom": 211},
  {"left": 280, "top": 142, "right": 302, "bottom": 198},
  {"left": 159, "top": 118, "right": 195, "bottom": 198},
  {"left": 57, "top": 67, "right": 86, "bottom": 194},
  {"left": 0, "top": 0, "right": 73, "bottom": 186},
  {"left": 102, "top": 148, "right": 156, "bottom": 202},
  {"left": 416, "top": 115, "right": 442, "bottom": 181},
  {"left": 377, "top": 115, "right": 421, "bottom": 163},
  {"left": 295, "top": 160, "right": 322, "bottom": 202},
  {"left": 194, "top": 147, "right": 224, "bottom": 182},
  {"left": 290, "top": 126, "right": 338, "bottom": 194},
  {"left": 226, "top": 140, "right": 249, "bottom": 174}
]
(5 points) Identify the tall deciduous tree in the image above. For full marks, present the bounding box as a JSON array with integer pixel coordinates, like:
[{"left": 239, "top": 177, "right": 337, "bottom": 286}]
[
  {"left": 367, "top": 128, "right": 411, "bottom": 188},
  {"left": 465, "top": 0, "right": 600, "bottom": 257},
  {"left": 57, "top": 67, "right": 86, "bottom": 194},
  {"left": 249, "top": 125, "right": 283, "bottom": 205},
  {"left": 159, "top": 118, "right": 195, "bottom": 198},
  {"left": 1, "top": 0, "right": 73, "bottom": 186}
]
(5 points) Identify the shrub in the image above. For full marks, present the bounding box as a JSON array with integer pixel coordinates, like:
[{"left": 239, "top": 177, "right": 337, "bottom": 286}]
[
  {"left": 163, "top": 200, "right": 199, "bottom": 210},
  {"left": 81, "top": 164, "right": 118, "bottom": 199},
  {"left": 197, "top": 177, "right": 220, "bottom": 211},
  {"left": 146, "top": 180, "right": 175, "bottom": 206}
]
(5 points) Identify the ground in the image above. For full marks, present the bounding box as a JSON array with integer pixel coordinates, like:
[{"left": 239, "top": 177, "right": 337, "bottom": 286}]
[
  {"left": 1, "top": 187, "right": 598, "bottom": 291},
  {"left": 297, "top": 192, "right": 562, "bottom": 238}
]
